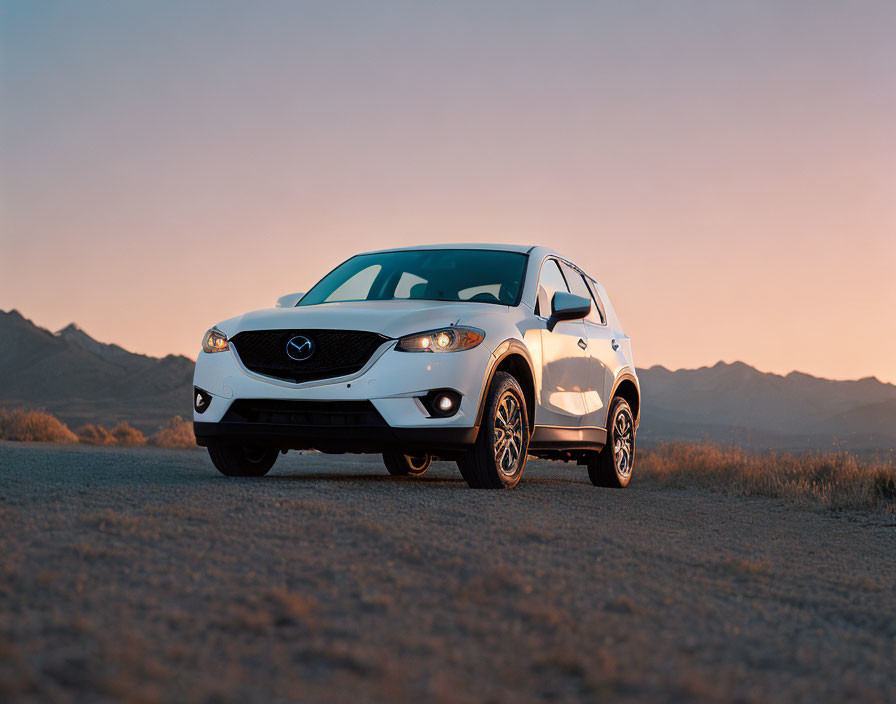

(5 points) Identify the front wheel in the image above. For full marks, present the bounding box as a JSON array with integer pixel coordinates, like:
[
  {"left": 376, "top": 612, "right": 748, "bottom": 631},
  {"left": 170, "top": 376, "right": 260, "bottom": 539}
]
[
  {"left": 382, "top": 452, "right": 431, "bottom": 477},
  {"left": 207, "top": 439, "right": 278, "bottom": 477},
  {"left": 587, "top": 397, "right": 635, "bottom": 488},
  {"left": 457, "top": 372, "right": 529, "bottom": 489}
]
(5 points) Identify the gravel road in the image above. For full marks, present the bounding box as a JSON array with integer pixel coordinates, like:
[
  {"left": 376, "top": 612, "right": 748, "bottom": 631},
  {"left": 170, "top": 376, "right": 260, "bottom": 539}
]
[{"left": 1, "top": 442, "right": 894, "bottom": 703}]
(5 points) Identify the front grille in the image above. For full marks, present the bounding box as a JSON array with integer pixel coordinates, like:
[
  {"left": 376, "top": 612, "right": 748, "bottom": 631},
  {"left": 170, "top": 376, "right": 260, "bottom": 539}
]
[
  {"left": 223, "top": 399, "right": 387, "bottom": 427},
  {"left": 230, "top": 329, "right": 390, "bottom": 383}
]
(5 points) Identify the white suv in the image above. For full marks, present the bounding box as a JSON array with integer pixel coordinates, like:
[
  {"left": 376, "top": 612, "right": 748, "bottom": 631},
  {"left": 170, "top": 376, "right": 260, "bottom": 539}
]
[{"left": 193, "top": 245, "right": 639, "bottom": 489}]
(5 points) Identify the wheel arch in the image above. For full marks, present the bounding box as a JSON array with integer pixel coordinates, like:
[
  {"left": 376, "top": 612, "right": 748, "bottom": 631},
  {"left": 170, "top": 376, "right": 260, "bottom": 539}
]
[
  {"left": 474, "top": 340, "right": 537, "bottom": 432},
  {"left": 609, "top": 372, "right": 640, "bottom": 426}
]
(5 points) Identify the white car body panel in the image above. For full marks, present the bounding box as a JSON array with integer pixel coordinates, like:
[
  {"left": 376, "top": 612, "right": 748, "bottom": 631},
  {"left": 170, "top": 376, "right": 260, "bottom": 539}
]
[{"left": 193, "top": 244, "right": 639, "bottom": 455}]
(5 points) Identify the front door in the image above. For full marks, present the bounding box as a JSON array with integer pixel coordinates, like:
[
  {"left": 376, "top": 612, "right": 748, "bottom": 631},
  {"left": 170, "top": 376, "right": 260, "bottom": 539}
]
[
  {"left": 558, "top": 262, "right": 614, "bottom": 429},
  {"left": 536, "top": 259, "right": 589, "bottom": 427}
]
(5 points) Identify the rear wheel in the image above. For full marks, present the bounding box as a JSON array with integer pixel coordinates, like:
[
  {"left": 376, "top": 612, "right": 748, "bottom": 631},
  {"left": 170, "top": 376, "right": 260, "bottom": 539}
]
[
  {"left": 382, "top": 452, "right": 431, "bottom": 477},
  {"left": 457, "top": 372, "right": 529, "bottom": 489},
  {"left": 207, "top": 439, "right": 278, "bottom": 477},
  {"left": 587, "top": 397, "right": 635, "bottom": 488}
]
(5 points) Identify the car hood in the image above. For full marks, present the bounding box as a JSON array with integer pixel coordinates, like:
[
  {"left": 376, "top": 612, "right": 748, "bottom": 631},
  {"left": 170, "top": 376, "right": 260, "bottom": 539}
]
[{"left": 216, "top": 300, "right": 507, "bottom": 349}]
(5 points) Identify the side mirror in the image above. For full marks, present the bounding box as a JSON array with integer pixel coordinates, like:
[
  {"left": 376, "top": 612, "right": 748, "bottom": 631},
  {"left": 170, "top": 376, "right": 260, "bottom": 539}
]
[
  {"left": 547, "top": 292, "right": 590, "bottom": 331},
  {"left": 275, "top": 292, "right": 305, "bottom": 308}
]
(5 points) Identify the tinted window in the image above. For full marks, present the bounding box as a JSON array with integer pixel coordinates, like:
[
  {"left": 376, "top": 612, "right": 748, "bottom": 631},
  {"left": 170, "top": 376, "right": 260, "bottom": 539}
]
[
  {"left": 560, "top": 262, "right": 602, "bottom": 324},
  {"left": 584, "top": 278, "right": 607, "bottom": 324},
  {"left": 322, "top": 264, "right": 381, "bottom": 303},
  {"left": 458, "top": 283, "right": 501, "bottom": 300},
  {"left": 299, "top": 249, "right": 528, "bottom": 307},
  {"left": 535, "top": 259, "right": 569, "bottom": 316},
  {"left": 394, "top": 272, "right": 427, "bottom": 299}
]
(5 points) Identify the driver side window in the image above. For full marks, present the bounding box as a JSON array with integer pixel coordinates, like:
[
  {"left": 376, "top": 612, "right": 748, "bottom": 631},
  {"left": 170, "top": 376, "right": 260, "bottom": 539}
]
[
  {"left": 535, "top": 259, "right": 569, "bottom": 317},
  {"left": 559, "top": 262, "right": 602, "bottom": 325}
]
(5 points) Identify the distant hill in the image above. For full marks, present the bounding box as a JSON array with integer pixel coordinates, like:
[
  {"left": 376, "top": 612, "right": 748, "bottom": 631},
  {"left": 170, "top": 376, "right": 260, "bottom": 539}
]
[
  {"left": 2, "top": 309, "right": 894, "bottom": 450},
  {"left": 0, "top": 310, "right": 194, "bottom": 432},
  {"left": 637, "top": 362, "right": 896, "bottom": 451}
]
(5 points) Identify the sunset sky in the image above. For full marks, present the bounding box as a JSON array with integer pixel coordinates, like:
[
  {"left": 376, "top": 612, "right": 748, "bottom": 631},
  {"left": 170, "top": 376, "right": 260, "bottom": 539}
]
[{"left": 1, "top": 1, "right": 894, "bottom": 382}]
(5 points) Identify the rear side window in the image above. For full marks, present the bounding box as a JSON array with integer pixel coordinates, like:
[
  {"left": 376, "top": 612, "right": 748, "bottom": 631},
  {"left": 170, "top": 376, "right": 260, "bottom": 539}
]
[
  {"left": 583, "top": 278, "right": 607, "bottom": 324},
  {"left": 535, "top": 259, "right": 570, "bottom": 316}
]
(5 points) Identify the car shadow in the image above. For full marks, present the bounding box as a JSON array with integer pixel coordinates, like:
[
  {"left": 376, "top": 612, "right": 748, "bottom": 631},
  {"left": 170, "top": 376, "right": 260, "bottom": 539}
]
[
  {"left": 265, "top": 472, "right": 467, "bottom": 484},
  {"left": 262, "top": 469, "right": 592, "bottom": 489}
]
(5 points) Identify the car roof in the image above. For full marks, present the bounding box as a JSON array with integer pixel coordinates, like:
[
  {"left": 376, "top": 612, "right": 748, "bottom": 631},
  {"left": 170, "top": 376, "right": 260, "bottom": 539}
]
[
  {"left": 360, "top": 243, "right": 535, "bottom": 255},
  {"left": 355, "top": 243, "right": 589, "bottom": 277}
]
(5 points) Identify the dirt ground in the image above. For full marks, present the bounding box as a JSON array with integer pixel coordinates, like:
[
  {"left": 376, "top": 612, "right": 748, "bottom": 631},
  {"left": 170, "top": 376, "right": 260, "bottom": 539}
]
[{"left": 0, "top": 442, "right": 893, "bottom": 703}]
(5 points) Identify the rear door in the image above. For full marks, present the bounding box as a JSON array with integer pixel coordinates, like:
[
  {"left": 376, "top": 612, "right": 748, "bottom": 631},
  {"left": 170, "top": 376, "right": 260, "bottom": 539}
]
[
  {"left": 536, "top": 258, "right": 589, "bottom": 426},
  {"left": 558, "top": 262, "right": 615, "bottom": 430}
]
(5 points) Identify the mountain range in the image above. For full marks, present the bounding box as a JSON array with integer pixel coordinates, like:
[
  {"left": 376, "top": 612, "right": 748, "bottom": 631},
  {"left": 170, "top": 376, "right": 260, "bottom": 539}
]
[
  {"left": 2, "top": 308, "right": 894, "bottom": 450},
  {"left": 0, "top": 309, "right": 193, "bottom": 432},
  {"left": 638, "top": 363, "right": 896, "bottom": 451}
]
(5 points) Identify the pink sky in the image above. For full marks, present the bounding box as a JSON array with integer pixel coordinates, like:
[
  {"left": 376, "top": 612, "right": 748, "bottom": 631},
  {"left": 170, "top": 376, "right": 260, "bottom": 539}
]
[{"left": 2, "top": 2, "right": 894, "bottom": 382}]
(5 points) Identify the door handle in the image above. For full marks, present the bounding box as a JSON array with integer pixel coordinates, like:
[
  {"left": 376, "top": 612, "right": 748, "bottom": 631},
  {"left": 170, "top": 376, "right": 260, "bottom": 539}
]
[
  {"left": 611, "top": 339, "right": 619, "bottom": 351},
  {"left": 577, "top": 338, "right": 587, "bottom": 350}
]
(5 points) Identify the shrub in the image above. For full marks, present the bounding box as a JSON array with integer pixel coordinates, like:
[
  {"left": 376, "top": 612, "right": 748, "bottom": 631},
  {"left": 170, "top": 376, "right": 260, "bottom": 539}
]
[
  {"left": 76, "top": 424, "right": 116, "bottom": 446},
  {"left": 110, "top": 422, "right": 147, "bottom": 447},
  {"left": 639, "top": 442, "right": 896, "bottom": 512},
  {"left": 150, "top": 416, "right": 195, "bottom": 449},
  {"left": 0, "top": 408, "right": 78, "bottom": 443}
]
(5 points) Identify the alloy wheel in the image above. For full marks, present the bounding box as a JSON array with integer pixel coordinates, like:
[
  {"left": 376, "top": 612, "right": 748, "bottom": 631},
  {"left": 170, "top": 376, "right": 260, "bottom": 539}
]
[
  {"left": 405, "top": 455, "right": 429, "bottom": 472},
  {"left": 613, "top": 409, "right": 634, "bottom": 478},
  {"left": 493, "top": 391, "right": 523, "bottom": 476}
]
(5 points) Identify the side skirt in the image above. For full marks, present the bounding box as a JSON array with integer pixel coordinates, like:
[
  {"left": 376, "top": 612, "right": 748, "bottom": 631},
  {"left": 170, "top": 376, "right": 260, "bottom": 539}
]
[{"left": 529, "top": 425, "right": 607, "bottom": 451}]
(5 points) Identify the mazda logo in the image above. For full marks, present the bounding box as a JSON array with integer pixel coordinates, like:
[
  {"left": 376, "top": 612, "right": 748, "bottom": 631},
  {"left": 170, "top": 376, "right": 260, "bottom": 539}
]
[{"left": 285, "top": 335, "right": 315, "bottom": 361}]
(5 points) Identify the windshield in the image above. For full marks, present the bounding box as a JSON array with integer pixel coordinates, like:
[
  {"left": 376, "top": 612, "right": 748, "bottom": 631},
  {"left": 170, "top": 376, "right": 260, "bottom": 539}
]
[{"left": 297, "top": 249, "right": 528, "bottom": 307}]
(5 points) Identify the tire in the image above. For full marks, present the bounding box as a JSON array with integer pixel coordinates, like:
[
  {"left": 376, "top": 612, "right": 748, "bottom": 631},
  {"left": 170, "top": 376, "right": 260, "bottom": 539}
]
[
  {"left": 382, "top": 452, "right": 431, "bottom": 477},
  {"left": 457, "top": 372, "right": 529, "bottom": 489},
  {"left": 207, "top": 439, "right": 278, "bottom": 477},
  {"left": 587, "top": 397, "right": 635, "bottom": 488}
]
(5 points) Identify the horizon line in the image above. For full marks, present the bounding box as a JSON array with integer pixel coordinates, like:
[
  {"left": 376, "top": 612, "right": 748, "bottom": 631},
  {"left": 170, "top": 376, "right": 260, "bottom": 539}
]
[{"left": 3, "top": 307, "right": 893, "bottom": 387}]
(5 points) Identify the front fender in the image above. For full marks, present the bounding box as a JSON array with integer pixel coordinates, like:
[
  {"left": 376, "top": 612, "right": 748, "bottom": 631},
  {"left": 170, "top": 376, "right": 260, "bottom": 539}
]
[{"left": 473, "top": 338, "right": 538, "bottom": 430}]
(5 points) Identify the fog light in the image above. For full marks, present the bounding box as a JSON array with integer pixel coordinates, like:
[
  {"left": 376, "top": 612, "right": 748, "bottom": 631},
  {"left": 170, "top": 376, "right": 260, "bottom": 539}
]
[
  {"left": 420, "top": 389, "right": 462, "bottom": 418},
  {"left": 194, "top": 387, "right": 212, "bottom": 414}
]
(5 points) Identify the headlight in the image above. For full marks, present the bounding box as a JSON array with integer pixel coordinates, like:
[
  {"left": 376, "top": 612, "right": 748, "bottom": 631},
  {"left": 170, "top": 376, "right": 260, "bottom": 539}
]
[
  {"left": 201, "top": 327, "right": 229, "bottom": 353},
  {"left": 397, "top": 326, "right": 485, "bottom": 353}
]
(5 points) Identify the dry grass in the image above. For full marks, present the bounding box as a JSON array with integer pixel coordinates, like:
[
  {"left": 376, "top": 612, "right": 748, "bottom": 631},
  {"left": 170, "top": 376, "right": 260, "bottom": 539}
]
[
  {"left": 0, "top": 408, "right": 78, "bottom": 443},
  {"left": 110, "top": 421, "right": 147, "bottom": 446},
  {"left": 76, "top": 423, "right": 116, "bottom": 445},
  {"left": 1, "top": 408, "right": 191, "bottom": 448},
  {"left": 639, "top": 442, "right": 896, "bottom": 512},
  {"left": 149, "top": 416, "right": 195, "bottom": 449},
  {"left": 2, "top": 406, "right": 894, "bottom": 515}
]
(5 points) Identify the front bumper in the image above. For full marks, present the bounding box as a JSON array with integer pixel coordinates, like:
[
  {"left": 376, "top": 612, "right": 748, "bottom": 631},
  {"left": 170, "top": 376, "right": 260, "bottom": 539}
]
[
  {"left": 192, "top": 338, "right": 492, "bottom": 453},
  {"left": 194, "top": 420, "right": 478, "bottom": 454}
]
